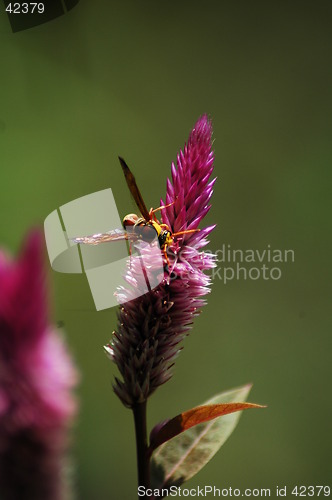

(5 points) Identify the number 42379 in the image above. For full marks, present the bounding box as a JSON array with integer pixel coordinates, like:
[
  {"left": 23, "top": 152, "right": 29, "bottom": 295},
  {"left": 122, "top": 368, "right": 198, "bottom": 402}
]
[
  {"left": 5, "top": 3, "right": 45, "bottom": 14},
  {"left": 291, "top": 485, "right": 330, "bottom": 497}
]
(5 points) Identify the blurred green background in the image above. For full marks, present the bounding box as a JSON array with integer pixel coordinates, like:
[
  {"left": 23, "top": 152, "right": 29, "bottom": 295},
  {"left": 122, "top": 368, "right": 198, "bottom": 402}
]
[{"left": 1, "top": 1, "right": 331, "bottom": 498}]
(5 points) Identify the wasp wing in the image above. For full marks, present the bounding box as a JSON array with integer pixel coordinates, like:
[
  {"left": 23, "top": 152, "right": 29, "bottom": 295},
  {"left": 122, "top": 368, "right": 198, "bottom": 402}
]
[
  {"left": 72, "top": 228, "right": 138, "bottom": 245},
  {"left": 118, "top": 156, "right": 150, "bottom": 221}
]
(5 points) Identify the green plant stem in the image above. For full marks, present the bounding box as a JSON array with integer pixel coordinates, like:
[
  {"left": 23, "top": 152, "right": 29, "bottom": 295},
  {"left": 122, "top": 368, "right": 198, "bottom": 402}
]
[{"left": 133, "top": 401, "right": 150, "bottom": 498}]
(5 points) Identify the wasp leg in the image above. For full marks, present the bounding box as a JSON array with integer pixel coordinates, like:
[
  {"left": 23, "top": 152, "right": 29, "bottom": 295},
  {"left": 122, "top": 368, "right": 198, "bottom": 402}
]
[
  {"left": 149, "top": 207, "right": 159, "bottom": 222},
  {"left": 163, "top": 245, "right": 171, "bottom": 268}
]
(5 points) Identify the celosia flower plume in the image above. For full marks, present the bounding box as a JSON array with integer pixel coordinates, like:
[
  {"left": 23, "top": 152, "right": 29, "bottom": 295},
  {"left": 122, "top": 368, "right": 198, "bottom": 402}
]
[
  {"left": 0, "top": 231, "right": 78, "bottom": 500},
  {"left": 106, "top": 115, "right": 216, "bottom": 408}
]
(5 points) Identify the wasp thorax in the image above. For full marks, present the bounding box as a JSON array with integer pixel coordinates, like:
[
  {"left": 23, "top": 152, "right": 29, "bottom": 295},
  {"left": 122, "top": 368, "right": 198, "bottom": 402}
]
[{"left": 136, "top": 224, "right": 157, "bottom": 243}]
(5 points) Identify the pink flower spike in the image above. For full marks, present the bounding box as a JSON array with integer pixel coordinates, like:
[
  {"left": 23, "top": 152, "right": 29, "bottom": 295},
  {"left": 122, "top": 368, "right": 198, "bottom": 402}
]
[
  {"left": 0, "top": 230, "right": 78, "bottom": 500},
  {"left": 107, "top": 116, "right": 217, "bottom": 408}
]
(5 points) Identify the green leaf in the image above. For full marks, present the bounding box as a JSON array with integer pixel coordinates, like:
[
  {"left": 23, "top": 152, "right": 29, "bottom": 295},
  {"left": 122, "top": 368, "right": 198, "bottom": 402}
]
[
  {"left": 150, "top": 384, "right": 260, "bottom": 489},
  {"left": 149, "top": 401, "right": 264, "bottom": 453}
]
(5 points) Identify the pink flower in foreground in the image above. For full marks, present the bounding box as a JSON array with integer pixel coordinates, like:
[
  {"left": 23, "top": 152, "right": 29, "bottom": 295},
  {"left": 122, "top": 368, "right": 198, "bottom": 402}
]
[
  {"left": 106, "top": 116, "right": 216, "bottom": 408},
  {"left": 0, "top": 231, "right": 78, "bottom": 500}
]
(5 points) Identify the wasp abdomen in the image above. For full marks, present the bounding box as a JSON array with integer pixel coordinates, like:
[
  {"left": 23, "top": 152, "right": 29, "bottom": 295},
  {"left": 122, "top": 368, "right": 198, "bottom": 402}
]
[{"left": 158, "top": 230, "right": 171, "bottom": 248}]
